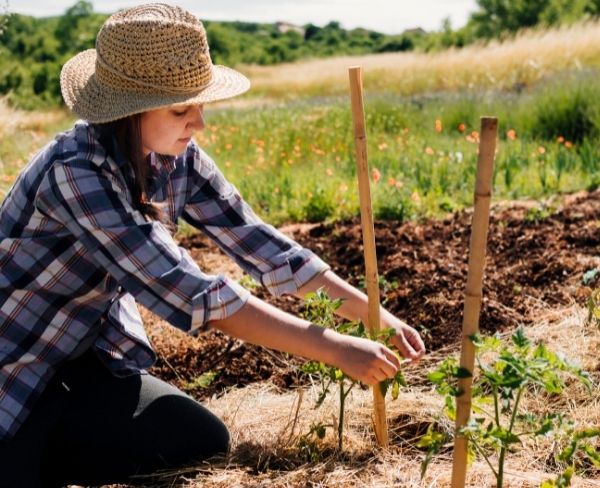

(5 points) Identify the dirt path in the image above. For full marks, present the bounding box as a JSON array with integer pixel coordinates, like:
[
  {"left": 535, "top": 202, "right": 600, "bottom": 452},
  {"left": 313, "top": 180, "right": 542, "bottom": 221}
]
[{"left": 144, "top": 190, "right": 599, "bottom": 399}]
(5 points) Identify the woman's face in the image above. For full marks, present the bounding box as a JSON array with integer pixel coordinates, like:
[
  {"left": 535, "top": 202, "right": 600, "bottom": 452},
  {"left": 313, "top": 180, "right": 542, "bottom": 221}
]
[{"left": 140, "top": 104, "right": 205, "bottom": 156}]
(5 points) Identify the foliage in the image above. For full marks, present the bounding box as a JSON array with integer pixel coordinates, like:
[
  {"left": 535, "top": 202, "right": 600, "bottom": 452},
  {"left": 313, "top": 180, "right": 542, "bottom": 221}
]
[
  {"left": 3, "top": 0, "right": 600, "bottom": 109},
  {"left": 420, "top": 327, "right": 594, "bottom": 487},
  {"left": 466, "top": 0, "right": 600, "bottom": 39},
  {"left": 299, "top": 288, "right": 406, "bottom": 451},
  {"left": 541, "top": 425, "right": 600, "bottom": 487}
]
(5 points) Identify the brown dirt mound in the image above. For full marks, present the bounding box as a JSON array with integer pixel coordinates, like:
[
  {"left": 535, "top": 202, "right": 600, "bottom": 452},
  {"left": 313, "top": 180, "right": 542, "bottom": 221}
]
[{"left": 146, "top": 190, "right": 599, "bottom": 400}]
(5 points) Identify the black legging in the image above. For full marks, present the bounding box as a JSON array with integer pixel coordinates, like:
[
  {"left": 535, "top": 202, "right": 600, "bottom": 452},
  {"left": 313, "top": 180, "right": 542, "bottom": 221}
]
[{"left": 0, "top": 349, "right": 230, "bottom": 488}]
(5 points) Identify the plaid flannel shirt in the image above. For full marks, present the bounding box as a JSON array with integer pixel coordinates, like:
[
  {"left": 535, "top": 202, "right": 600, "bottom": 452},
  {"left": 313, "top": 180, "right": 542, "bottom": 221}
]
[{"left": 0, "top": 121, "right": 329, "bottom": 441}]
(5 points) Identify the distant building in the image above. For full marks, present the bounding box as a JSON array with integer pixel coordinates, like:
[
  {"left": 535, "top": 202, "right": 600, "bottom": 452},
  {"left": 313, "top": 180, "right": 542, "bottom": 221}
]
[{"left": 276, "top": 21, "right": 305, "bottom": 36}]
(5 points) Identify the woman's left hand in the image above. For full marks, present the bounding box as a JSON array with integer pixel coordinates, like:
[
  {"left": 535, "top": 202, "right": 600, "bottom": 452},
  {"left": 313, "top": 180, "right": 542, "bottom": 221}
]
[{"left": 381, "top": 311, "right": 426, "bottom": 363}]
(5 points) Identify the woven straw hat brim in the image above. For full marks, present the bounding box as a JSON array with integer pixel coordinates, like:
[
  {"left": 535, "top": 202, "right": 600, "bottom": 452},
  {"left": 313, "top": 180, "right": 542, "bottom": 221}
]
[{"left": 61, "top": 49, "right": 251, "bottom": 123}]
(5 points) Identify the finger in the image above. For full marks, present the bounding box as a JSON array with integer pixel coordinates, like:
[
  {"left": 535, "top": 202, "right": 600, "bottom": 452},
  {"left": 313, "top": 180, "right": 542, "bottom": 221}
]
[
  {"left": 376, "top": 353, "right": 399, "bottom": 379},
  {"left": 406, "top": 329, "right": 426, "bottom": 356},
  {"left": 381, "top": 346, "right": 402, "bottom": 369},
  {"left": 392, "top": 333, "right": 418, "bottom": 359}
]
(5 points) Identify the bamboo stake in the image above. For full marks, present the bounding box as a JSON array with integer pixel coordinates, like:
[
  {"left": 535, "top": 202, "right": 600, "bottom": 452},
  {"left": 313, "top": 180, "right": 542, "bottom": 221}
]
[
  {"left": 348, "top": 66, "right": 388, "bottom": 448},
  {"left": 451, "top": 116, "right": 498, "bottom": 488}
]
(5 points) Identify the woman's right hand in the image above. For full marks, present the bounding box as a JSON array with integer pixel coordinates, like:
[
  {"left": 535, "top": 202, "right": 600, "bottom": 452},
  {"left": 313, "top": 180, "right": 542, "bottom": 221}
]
[{"left": 332, "top": 335, "right": 402, "bottom": 385}]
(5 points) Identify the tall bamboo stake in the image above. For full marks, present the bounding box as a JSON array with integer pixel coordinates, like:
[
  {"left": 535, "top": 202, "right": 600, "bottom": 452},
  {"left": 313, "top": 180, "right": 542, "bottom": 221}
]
[
  {"left": 451, "top": 116, "right": 498, "bottom": 488},
  {"left": 348, "top": 66, "right": 388, "bottom": 447}
]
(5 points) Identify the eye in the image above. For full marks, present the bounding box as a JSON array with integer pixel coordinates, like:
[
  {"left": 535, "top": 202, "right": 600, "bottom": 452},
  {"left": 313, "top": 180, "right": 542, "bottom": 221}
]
[{"left": 172, "top": 108, "right": 188, "bottom": 117}]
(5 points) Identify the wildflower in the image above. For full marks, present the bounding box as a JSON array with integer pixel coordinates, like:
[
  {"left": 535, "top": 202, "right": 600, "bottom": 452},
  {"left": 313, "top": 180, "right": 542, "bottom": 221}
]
[
  {"left": 378, "top": 142, "right": 388, "bottom": 151},
  {"left": 387, "top": 177, "right": 396, "bottom": 186},
  {"left": 506, "top": 129, "right": 517, "bottom": 140},
  {"left": 564, "top": 141, "right": 573, "bottom": 149},
  {"left": 371, "top": 168, "right": 381, "bottom": 183},
  {"left": 557, "top": 136, "right": 565, "bottom": 143},
  {"left": 335, "top": 156, "right": 341, "bottom": 162},
  {"left": 410, "top": 190, "right": 421, "bottom": 203},
  {"left": 454, "top": 151, "right": 463, "bottom": 162},
  {"left": 465, "top": 135, "right": 476, "bottom": 143},
  {"left": 471, "top": 131, "right": 480, "bottom": 141},
  {"left": 224, "top": 161, "right": 231, "bottom": 167},
  {"left": 326, "top": 168, "right": 333, "bottom": 177},
  {"left": 458, "top": 123, "right": 466, "bottom": 133},
  {"left": 537, "top": 146, "right": 546, "bottom": 155},
  {"left": 435, "top": 119, "right": 442, "bottom": 133},
  {"left": 274, "top": 187, "right": 280, "bottom": 194},
  {"left": 425, "top": 147, "right": 434, "bottom": 155},
  {"left": 225, "top": 143, "right": 232, "bottom": 150},
  {"left": 339, "top": 183, "right": 348, "bottom": 193},
  {"left": 395, "top": 180, "right": 404, "bottom": 189}
]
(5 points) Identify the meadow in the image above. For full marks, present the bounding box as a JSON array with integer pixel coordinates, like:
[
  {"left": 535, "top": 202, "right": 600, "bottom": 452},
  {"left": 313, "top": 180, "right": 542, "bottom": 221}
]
[{"left": 1, "top": 21, "right": 599, "bottom": 227}]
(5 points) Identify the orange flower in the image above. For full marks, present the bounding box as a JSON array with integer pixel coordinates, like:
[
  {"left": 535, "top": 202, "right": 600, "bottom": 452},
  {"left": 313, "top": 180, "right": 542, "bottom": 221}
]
[
  {"left": 225, "top": 143, "right": 232, "bottom": 150},
  {"left": 556, "top": 136, "right": 565, "bottom": 143},
  {"left": 378, "top": 142, "right": 388, "bottom": 151},
  {"left": 371, "top": 168, "right": 381, "bottom": 183},
  {"left": 325, "top": 168, "right": 333, "bottom": 177},
  {"left": 506, "top": 129, "right": 517, "bottom": 140},
  {"left": 435, "top": 119, "right": 442, "bottom": 133},
  {"left": 387, "top": 177, "right": 396, "bottom": 186},
  {"left": 564, "top": 141, "right": 573, "bottom": 149},
  {"left": 458, "top": 123, "right": 466, "bottom": 133},
  {"left": 537, "top": 146, "right": 546, "bottom": 154},
  {"left": 425, "top": 146, "right": 434, "bottom": 155}
]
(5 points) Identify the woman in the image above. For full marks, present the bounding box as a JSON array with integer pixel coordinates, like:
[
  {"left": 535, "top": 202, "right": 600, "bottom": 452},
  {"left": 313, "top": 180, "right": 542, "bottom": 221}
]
[{"left": 0, "top": 4, "right": 425, "bottom": 487}]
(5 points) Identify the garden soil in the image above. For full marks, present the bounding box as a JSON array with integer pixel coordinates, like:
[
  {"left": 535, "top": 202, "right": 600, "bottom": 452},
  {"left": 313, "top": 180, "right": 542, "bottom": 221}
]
[{"left": 144, "top": 190, "right": 599, "bottom": 400}]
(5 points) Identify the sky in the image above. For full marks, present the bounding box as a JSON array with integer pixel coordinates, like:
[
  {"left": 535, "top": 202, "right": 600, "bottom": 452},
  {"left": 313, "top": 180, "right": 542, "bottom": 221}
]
[{"left": 10, "top": 0, "right": 479, "bottom": 34}]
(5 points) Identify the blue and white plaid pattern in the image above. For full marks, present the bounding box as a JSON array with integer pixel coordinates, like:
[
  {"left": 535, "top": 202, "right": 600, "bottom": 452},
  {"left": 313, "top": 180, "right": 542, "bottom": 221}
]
[{"left": 0, "top": 121, "right": 329, "bottom": 441}]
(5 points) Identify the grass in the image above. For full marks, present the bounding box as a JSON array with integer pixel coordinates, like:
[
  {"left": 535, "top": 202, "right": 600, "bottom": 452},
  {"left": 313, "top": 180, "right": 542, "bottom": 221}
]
[
  {"left": 239, "top": 20, "right": 600, "bottom": 99},
  {"left": 1, "top": 22, "right": 599, "bottom": 226}
]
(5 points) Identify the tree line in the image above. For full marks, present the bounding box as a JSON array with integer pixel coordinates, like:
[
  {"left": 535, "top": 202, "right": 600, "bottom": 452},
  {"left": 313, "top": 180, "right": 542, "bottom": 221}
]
[{"left": 1, "top": 0, "right": 599, "bottom": 109}]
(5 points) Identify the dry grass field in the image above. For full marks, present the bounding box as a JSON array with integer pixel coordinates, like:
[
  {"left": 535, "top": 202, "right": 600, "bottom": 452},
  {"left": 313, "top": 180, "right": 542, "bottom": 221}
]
[{"left": 241, "top": 21, "right": 600, "bottom": 98}]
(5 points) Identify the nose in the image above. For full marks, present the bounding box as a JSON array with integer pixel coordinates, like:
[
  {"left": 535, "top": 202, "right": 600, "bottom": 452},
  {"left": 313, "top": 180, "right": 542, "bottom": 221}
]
[{"left": 188, "top": 105, "right": 205, "bottom": 131}]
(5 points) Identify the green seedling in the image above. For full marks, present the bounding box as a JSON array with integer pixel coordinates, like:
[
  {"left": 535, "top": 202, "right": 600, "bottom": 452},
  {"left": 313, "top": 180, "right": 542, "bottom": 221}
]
[
  {"left": 419, "top": 327, "right": 593, "bottom": 487},
  {"left": 542, "top": 426, "right": 600, "bottom": 487},
  {"left": 300, "top": 288, "right": 406, "bottom": 451}
]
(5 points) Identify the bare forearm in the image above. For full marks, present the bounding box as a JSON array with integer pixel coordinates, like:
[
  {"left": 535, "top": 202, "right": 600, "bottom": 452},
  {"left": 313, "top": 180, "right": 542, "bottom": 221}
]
[
  {"left": 295, "top": 269, "right": 426, "bottom": 361},
  {"left": 295, "top": 269, "right": 373, "bottom": 323},
  {"left": 208, "top": 294, "right": 342, "bottom": 365}
]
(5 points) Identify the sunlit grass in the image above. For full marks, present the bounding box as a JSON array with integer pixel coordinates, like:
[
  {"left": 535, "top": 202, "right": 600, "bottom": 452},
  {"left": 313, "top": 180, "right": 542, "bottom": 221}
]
[
  {"left": 239, "top": 21, "right": 600, "bottom": 100},
  {"left": 1, "top": 22, "right": 599, "bottom": 225}
]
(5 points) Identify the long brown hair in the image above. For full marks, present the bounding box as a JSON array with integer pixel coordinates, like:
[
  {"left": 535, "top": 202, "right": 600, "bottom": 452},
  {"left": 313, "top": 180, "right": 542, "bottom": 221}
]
[{"left": 94, "top": 114, "right": 175, "bottom": 232}]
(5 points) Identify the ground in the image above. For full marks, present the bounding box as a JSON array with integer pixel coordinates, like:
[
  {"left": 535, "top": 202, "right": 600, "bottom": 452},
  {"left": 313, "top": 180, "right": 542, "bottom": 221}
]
[
  {"left": 145, "top": 189, "right": 599, "bottom": 401},
  {"left": 95, "top": 189, "right": 600, "bottom": 488}
]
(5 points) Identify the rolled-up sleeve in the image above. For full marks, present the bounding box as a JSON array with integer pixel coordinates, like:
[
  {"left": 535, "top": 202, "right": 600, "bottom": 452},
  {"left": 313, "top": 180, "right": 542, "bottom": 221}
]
[
  {"left": 181, "top": 146, "right": 330, "bottom": 297},
  {"left": 36, "top": 159, "right": 249, "bottom": 333}
]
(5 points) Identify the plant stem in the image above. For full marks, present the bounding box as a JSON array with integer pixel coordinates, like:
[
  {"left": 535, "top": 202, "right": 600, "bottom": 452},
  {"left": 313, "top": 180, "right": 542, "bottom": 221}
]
[
  {"left": 498, "top": 387, "right": 524, "bottom": 488},
  {"left": 493, "top": 385, "right": 500, "bottom": 426},
  {"left": 472, "top": 440, "right": 499, "bottom": 479},
  {"left": 338, "top": 381, "right": 346, "bottom": 451}
]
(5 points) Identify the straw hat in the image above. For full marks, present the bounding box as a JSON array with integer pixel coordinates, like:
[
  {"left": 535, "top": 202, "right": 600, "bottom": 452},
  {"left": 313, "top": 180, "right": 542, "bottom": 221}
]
[{"left": 60, "top": 3, "right": 250, "bottom": 123}]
